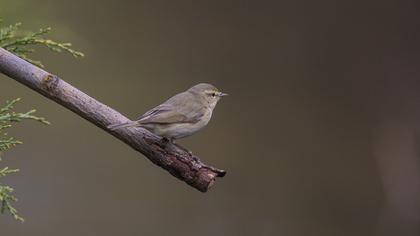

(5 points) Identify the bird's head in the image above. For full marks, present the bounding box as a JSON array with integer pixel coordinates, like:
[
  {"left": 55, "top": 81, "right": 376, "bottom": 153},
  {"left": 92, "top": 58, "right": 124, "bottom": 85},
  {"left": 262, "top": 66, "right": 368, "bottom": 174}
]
[{"left": 188, "top": 83, "right": 228, "bottom": 108}]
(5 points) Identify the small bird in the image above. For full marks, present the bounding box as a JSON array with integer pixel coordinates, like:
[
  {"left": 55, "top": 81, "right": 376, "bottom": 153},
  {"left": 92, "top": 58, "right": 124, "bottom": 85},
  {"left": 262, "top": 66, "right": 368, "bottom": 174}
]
[{"left": 107, "top": 83, "right": 227, "bottom": 142}]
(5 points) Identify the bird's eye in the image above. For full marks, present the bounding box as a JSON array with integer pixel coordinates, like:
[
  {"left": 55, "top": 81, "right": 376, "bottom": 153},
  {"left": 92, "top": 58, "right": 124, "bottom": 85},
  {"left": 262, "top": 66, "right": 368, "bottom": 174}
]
[{"left": 211, "top": 93, "right": 216, "bottom": 97}]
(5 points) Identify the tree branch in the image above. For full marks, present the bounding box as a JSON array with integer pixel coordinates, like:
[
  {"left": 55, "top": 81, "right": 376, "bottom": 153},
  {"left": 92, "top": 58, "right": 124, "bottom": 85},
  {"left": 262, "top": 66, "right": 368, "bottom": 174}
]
[{"left": 0, "top": 47, "right": 226, "bottom": 192}]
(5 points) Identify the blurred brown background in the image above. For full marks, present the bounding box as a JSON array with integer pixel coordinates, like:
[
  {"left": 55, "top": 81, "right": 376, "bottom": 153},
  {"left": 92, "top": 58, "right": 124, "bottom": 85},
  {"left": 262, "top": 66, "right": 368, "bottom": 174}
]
[{"left": 1, "top": 0, "right": 420, "bottom": 235}]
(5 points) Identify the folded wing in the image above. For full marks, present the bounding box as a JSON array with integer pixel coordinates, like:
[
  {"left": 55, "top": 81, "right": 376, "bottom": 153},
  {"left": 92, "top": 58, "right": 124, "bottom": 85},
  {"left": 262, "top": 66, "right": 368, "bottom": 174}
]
[{"left": 137, "top": 92, "right": 204, "bottom": 124}]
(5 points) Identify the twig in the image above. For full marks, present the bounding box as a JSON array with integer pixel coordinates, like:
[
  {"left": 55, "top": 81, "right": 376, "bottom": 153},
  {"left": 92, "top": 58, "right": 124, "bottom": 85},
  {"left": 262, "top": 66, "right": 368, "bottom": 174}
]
[{"left": 0, "top": 47, "right": 226, "bottom": 192}]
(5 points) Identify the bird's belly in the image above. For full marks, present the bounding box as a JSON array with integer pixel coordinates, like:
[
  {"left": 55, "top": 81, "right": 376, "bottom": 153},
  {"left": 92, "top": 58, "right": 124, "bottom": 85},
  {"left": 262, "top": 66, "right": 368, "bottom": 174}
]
[{"left": 143, "top": 119, "right": 209, "bottom": 139}]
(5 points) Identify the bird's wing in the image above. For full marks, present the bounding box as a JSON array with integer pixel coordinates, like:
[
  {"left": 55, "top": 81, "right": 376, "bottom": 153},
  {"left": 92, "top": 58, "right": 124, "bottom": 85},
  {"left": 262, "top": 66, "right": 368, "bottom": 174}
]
[{"left": 136, "top": 95, "right": 204, "bottom": 124}]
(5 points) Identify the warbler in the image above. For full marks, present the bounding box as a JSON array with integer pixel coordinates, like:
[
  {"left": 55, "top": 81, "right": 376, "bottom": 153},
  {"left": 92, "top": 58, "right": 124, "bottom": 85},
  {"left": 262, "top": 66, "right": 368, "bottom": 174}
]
[{"left": 107, "top": 83, "right": 227, "bottom": 142}]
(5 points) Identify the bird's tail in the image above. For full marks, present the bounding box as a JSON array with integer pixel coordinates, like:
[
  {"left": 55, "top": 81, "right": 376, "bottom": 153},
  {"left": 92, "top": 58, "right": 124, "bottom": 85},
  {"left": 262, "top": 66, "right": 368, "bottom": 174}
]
[{"left": 107, "top": 121, "right": 138, "bottom": 130}]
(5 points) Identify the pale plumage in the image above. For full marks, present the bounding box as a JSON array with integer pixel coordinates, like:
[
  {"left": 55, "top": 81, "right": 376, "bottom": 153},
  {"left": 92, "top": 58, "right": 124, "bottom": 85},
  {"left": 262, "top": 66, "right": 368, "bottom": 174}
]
[{"left": 107, "top": 83, "right": 227, "bottom": 140}]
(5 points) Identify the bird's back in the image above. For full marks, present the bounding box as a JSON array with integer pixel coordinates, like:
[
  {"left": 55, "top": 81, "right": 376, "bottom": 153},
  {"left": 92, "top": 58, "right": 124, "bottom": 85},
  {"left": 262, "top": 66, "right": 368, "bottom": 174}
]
[{"left": 137, "top": 91, "right": 207, "bottom": 124}]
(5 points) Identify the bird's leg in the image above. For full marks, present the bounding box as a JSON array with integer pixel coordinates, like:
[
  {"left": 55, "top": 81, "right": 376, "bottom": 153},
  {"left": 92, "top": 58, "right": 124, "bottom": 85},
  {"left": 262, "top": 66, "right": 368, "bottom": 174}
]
[{"left": 160, "top": 137, "right": 184, "bottom": 151}]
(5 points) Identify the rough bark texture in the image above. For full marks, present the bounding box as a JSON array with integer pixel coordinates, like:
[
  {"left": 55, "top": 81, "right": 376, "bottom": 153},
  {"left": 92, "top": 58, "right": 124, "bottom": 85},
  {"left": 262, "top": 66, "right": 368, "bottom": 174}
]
[{"left": 0, "top": 47, "right": 226, "bottom": 192}]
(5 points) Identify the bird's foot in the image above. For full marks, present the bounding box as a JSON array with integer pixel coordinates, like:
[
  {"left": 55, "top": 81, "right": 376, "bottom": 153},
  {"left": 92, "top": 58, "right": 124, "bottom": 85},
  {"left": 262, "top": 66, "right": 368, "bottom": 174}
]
[
  {"left": 159, "top": 137, "right": 172, "bottom": 149},
  {"left": 161, "top": 137, "right": 170, "bottom": 143}
]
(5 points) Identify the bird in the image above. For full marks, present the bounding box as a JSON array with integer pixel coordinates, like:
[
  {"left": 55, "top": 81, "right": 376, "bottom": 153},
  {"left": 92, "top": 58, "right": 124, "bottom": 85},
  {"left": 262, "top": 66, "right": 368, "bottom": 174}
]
[{"left": 107, "top": 83, "right": 227, "bottom": 142}]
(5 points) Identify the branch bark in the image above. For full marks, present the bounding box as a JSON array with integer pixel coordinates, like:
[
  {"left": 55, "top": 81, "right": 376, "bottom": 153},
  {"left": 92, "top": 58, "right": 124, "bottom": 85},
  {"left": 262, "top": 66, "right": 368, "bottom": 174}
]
[{"left": 0, "top": 47, "right": 226, "bottom": 192}]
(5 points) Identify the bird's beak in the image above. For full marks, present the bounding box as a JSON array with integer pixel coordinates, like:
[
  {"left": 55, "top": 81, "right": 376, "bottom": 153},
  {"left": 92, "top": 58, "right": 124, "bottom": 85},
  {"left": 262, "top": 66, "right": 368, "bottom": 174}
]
[{"left": 218, "top": 92, "right": 228, "bottom": 97}]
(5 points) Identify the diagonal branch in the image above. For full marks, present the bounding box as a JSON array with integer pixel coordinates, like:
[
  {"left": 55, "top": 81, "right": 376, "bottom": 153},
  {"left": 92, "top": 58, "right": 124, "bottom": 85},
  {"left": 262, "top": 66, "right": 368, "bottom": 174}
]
[{"left": 0, "top": 47, "right": 226, "bottom": 192}]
